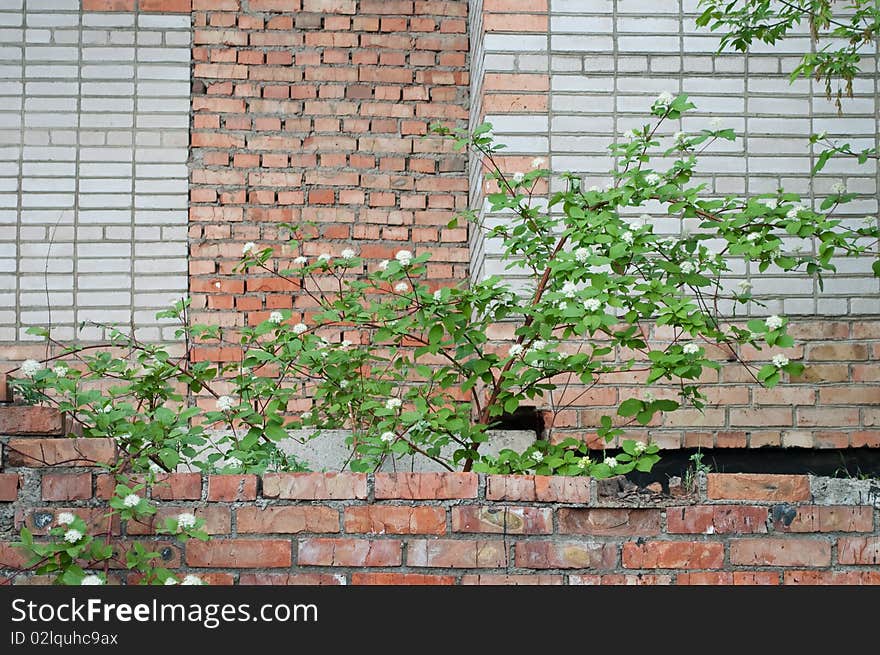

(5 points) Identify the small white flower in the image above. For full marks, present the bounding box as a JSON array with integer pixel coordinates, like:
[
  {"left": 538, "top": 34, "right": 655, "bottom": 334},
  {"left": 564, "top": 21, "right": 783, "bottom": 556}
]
[
  {"left": 268, "top": 311, "right": 283, "bottom": 325},
  {"left": 637, "top": 213, "right": 652, "bottom": 227},
  {"left": 395, "top": 250, "right": 413, "bottom": 266},
  {"left": 737, "top": 280, "right": 753, "bottom": 292},
  {"left": 620, "top": 231, "right": 634, "bottom": 244},
  {"left": 216, "top": 395, "right": 235, "bottom": 412},
  {"left": 80, "top": 574, "right": 104, "bottom": 586},
  {"left": 680, "top": 261, "right": 696, "bottom": 274},
  {"left": 556, "top": 301, "right": 568, "bottom": 310},
  {"left": 633, "top": 441, "right": 648, "bottom": 455},
  {"left": 584, "top": 298, "right": 602, "bottom": 312},
  {"left": 57, "top": 512, "right": 76, "bottom": 526},
  {"left": 574, "top": 247, "right": 591, "bottom": 263},
  {"left": 433, "top": 289, "right": 442, "bottom": 300},
  {"left": 52, "top": 364, "right": 68, "bottom": 377},
  {"left": 531, "top": 451, "right": 543, "bottom": 462},
  {"left": 530, "top": 339, "right": 548, "bottom": 351},
  {"left": 21, "top": 359, "right": 42, "bottom": 377},
  {"left": 102, "top": 404, "right": 113, "bottom": 414},
  {"left": 181, "top": 575, "right": 204, "bottom": 586},
  {"left": 164, "top": 578, "right": 178, "bottom": 585},
  {"left": 339, "top": 380, "right": 349, "bottom": 389},
  {"left": 531, "top": 157, "right": 546, "bottom": 169},
  {"left": 604, "top": 456, "right": 618, "bottom": 469},
  {"left": 508, "top": 344, "right": 524, "bottom": 358},
  {"left": 385, "top": 398, "right": 403, "bottom": 411},
  {"left": 709, "top": 117, "right": 723, "bottom": 130},
  {"left": 786, "top": 204, "right": 806, "bottom": 219},
  {"left": 378, "top": 259, "right": 390, "bottom": 271},
  {"left": 317, "top": 253, "right": 332, "bottom": 263},
  {"left": 561, "top": 281, "right": 578, "bottom": 297},
  {"left": 512, "top": 172, "right": 525, "bottom": 184},
  {"left": 380, "top": 431, "right": 396, "bottom": 444},
  {"left": 293, "top": 255, "right": 307, "bottom": 265},
  {"left": 301, "top": 411, "right": 312, "bottom": 421},
  {"left": 831, "top": 182, "right": 847, "bottom": 195},
  {"left": 341, "top": 248, "right": 356, "bottom": 259},
  {"left": 226, "top": 457, "right": 242, "bottom": 468},
  {"left": 63, "top": 529, "right": 83, "bottom": 543},
  {"left": 292, "top": 322, "right": 308, "bottom": 335},
  {"left": 577, "top": 456, "right": 591, "bottom": 470},
  {"left": 772, "top": 353, "right": 789, "bottom": 368},
  {"left": 746, "top": 232, "right": 760, "bottom": 242},
  {"left": 341, "top": 340, "right": 352, "bottom": 349},
  {"left": 644, "top": 391, "right": 655, "bottom": 403},
  {"left": 177, "top": 513, "right": 197, "bottom": 530},
  {"left": 644, "top": 173, "right": 661, "bottom": 185},
  {"left": 682, "top": 343, "right": 700, "bottom": 355},
  {"left": 394, "top": 282, "right": 409, "bottom": 293},
  {"left": 656, "top": 91, "right": 674, "bottom": 106},
  {"left": 123, "top": 493, "right": 141, "bottom": 508},
  {"left": 241, "top": 241, "right": 256, "bottom": 256},
  {"left": 765, "top": 314, "right": 784, "bottom": 331}
]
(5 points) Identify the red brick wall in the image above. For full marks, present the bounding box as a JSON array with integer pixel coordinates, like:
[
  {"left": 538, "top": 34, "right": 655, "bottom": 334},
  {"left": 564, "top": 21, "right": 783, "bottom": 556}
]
[
  {"left": 188, "top": 0, "right": 470, "bottom": 351},
  {"left": 2, "top": 406, "right": 878, "bottom": 585}
]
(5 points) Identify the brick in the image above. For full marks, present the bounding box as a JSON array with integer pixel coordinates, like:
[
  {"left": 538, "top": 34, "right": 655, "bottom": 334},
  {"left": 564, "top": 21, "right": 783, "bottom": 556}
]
[
  {"left": 186, "top": 539, "right": 292, "bottom": 568},
  {"left": 0, "top": 542, "right": 29, "bottom": 569},
  {"left": 262, "top": 473, "right": 367, "bottom": 499},
  {"left": 784, "top": 570, "right": 880, "bottom": 585},
  {"left": 570, "top": 574, "right": 673, "bottom": 585},
  {"left": 486, "top": 475, "right": 590, "bottom": 503},
  {"left": 677, "top": 572, "right": 780, "bottom": 585},
  {"left": 151, "top": 474, "right": 201, "bottom": 500},
  {"left": 6, "top": 438, "right": 116, "bottom": 467},
  {"left": 375, "top": 472, "right": 477, "bottom": 499},
  {"left": 837, "top": 536, "right": 880, "bottom": 564},
  {"left": 298, "top": 538, "right": 401, "bottom": 567},
  {"left": 408, "top": 539, "right": 508, "bottom": 568},
  {"left": 780, "top": 506, "right": 873, "bottom": 533},
  {"left": 352, "top": 573, "right": 456, "bottom": 585},
  {"left": 0, "top": 474, "right": 19, "bottom": 501},
  {"left": 83, "top": 0, "right": 135, "bottom": 9},
  {"left": 707, "top": 474, "right": 810, "bottom": 501},
  {"left": 730, "top": 538, "right": 831, "bottom": 566},
  {"left": 140, "top": 0, "right": 192, "bottom": 11},
  {"left": 127, "top": 507, "right": 230, "bottom": 536},
  {"left": 41, "top": 473, "right": 91, "bottom": 501},
  {"left": 239, "top": 573, "right": 344, "bottom": 585},
  {"left": 667, "top": 506, "right": 768, "bottom": 534},
  {"left": 557, "top": 509, "right": 661, "bottom": 536},
  {"left": 237, "top": 506, "right": 339, "bottom": 534},
  {"left": 344, "top": 506, "right": 446, "bottom": 534},
  {"left": 452, "top": 506, "right": 551, "bottom": 534},
  {"left": 515, "top": 541, "right": 616, "bottom": 570},
  {"left": 622, "top": 541, "right": 724, "bottom": 569},
  {"left": 207, "top": 475, "right": 257, "bottom": 501},
  {"left": 0, "top": 406, "right": 64, "bottom": 435},
  {"left": 461, "top": 574, "right": 564, "bottom": 585},
  {"left": 0, "top": 374, "right": 13, "bottom": 402}
]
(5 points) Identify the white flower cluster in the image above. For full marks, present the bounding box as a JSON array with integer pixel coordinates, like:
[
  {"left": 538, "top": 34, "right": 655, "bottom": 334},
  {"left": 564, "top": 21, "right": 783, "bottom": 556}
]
[
  {"left": 394, "top": 282, "right": 409, "bottom": 293},
  {"left": 21, "top": 359, "right": 42, "bottom": 377},
  {"left": 241, "top": 242, "right": 256, "bottom": 256},
  {"left": 765, "top": 314, "right": 784, "bottom": 331},
  {"left": 181, "top": 575, "right": 204, "bottom": 586},
  {"left": 530, "top": 451, "right": 543, "bottom": 463},
  {"left": 380, "top": 431, "right": 396, "bottom": 444},
  {"left": 644, "top": 173, "right": 661, "bottom": 185},
  {"left": 561, "top": 281, "right": 578, "bottom": 297},
  {"left": 655, "top": 91, "right": 674, "bottom": 106},
  {"left": 63, "top": 529, "right": 83, "bottom": 543},
  {"left": 574, "top": 247, "right": 591, "bottom": 263},
  {"left": 341, "top": 248, "right": 356, "bottom": 259},
  {"left": 531, "top": 157, "right": 546, "bottom": 169},
  {"left": 385, "top": 398, "right": 402, "bottom": 411},
  {"left": 292, "top": 322, "right": 308, "bottom": 335},
  {"left": 80, "top": 574, "right": 104, "bottom": 586},
  {"left": 786, "top": 204, "right": 807, "bottom": 219},
  {"left": 682, "top": 343, "right": 700, "bottom": 355},
  {"left": 216, "top": 395, "right": 235, "bottom": 412},
  {"left": 633, "top": 441, "right": 648, "bottom": 455},
  {"left": 604, "top": 456, "right": 618, "bottom": 469},
  {"left": 395, "top": 250, "right": 413, "bottom": 266},
  {"left": 52, "top": 364, "right": 68, "bottom": 377},
  {"left": 512, "top": 172, "right": 525, "bottom": 184},
  {"left": 831, "top": 182, "right": 847, "bottom": 195},
  {"left": 508, "top": 343, "right": 524, "bottom": 358},
  {"left": 123, "top": 493, "right": 141, "bottom": 508},
  {"left": 772, "top": 353, "right": 789, "bottom": 368},
  {"left": 177, "top": 513, "right": 197, "bottom": 530},
  {"left": 680, "top": 261, "right": 696, "bottom": 275},
  {"left": 583, "top": 298, "right": 603, "bottom": 313},
  {"left": 57, "top": 512, "right": 77, "bottom": 526},
  {"left": 268, "top": 311, "right": 283, "bottom": 325},
  {"left": 577, "top": 456, "right": 591, "bottom": 470},
  {"left": 293, "top": 255, "right": 308, "bottom": 265}
]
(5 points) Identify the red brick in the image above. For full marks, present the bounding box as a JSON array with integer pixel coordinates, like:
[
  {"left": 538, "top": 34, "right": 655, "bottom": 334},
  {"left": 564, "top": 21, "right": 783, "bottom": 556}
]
[
  {"left": 0, "top": 373, "right": 11, "bottom": 403},
  {"left": 83, "top": 0, "right": 135, "bottom": 9},
  {"left": 186, "top": 539, "right": 291, "bottom": 568},
  {"left": 485, "top": 475, "right": 590, "bottom": 503},
  {"left": 0, "top": 406, "right": 64, "bottom": 435},
  {"left": 207, "top": 475, "right": 257, "bottom": 501},
  {"left": 408, "top": 539, "right": 507, "bottom": 568},
  {"left": 352, "top": 573, "right": 456, "bottom": 585},
  {"left": 151, "top": 474, "right": 201, "bottom": 500},
  {"left": 0, "top": 473, "right": 20, "bottom": 501},
  {"left": 237, "top": 506, "right": 339, "bottom": 534},
  {"left": 239, "top": 573, "right": 344, "bottom": 585},
  {"left": 781, "top": 506, "right": 873, "bottom": 533},
  {"left": 0, "top": 542, "right": 29, "bottom": 568},
  {"left": 298, "top": 538, "right": 401, "bottom": 567},
  {"left": 570, "top": 574, "right": 673, "bottom": 585},
  {"left": 41, "top": 473, "right": 91, "bottom": 501},
  {"left": 730, "top": 538, "right": 831, "bottom": 566},
  {"left": 516, "top": 541, "right": 616, "bottom": 570},
  {"left": 344, "top": 506, "right": 446, "bottom": 534},
  {"left": 784, "top": 570, "right": 880, "bottom": 585},
  {"left": 262, "top": 473, "right": 367, "bottom": 500},
  {"left": 677, "top": 572, "right": 780, "bottom": 585},
  {"left": 707, "top": 473, "right": 810, "bottom": 501},
  {"left": 6, "top": 438, "right": 116, "bottom": 467},
  {"left": 451, "top": 506, "right": 551, "bottom": 534},
  {"left": 557, "top": 509, "right": 661, "bottom": 536},
  {"left": 18, "top": 507, "right": 119, "bottom": 536},
  {"left": 461, "top": 574, "right": 564, "bottom": 585},
  {"left": 623, "top": 541, "right": 724, "bottom": 569},
  {"left": 127, "top": 507, "right": 230, "bottom": 536},
  {"left": 667, "top": 506, "right": 768, "bottom": 534},
  {"left": 837, "top": 536, "right": 880, "bottom": 564},
  {"left": 140, "top": 0, "right": 192, "bottom": 11},
  {"left": 374, "top": 472, "right": 477, "bottom": 499}
]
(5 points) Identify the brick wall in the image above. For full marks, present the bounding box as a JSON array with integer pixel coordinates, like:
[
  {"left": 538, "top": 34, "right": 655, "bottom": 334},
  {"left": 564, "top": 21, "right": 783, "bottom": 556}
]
[{"left": 1, "top": 405, "right": 879, "bottom": 585}]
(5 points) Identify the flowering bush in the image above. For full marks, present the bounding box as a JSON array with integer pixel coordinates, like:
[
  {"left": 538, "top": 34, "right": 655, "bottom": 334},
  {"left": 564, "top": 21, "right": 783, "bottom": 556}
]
[{"left": 9, "top": 94, "right": 877, "bottom": 481}]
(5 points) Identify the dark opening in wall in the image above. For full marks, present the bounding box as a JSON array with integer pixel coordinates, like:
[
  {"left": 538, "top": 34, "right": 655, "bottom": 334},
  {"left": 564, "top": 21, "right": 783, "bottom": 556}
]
[
  {"left": 624, "top": 447, "right": 880, "bottom": 489},
  {"left": 491, "top": 406, "right": 544, "bottom": 436}
]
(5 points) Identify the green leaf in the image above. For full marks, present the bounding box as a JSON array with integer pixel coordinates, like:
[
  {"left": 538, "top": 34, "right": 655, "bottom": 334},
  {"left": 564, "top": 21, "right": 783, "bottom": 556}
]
[{"left": 617, "top": 398, "right": 644, "bottom": 417}]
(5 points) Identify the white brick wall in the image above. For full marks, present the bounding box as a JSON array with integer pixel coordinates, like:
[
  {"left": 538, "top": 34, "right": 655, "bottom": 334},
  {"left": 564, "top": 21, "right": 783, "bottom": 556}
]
[
  {"left": 472, "top": 0, "right": 880, "bottom": 316},
  {"left": 0, "top": 1, "right": 189, "bottom": 343}
]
